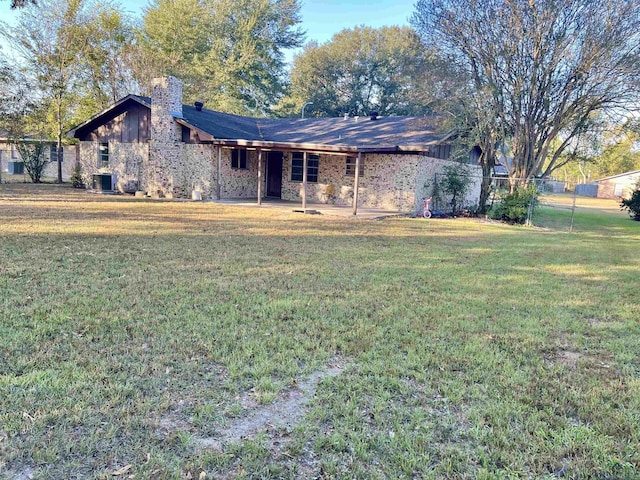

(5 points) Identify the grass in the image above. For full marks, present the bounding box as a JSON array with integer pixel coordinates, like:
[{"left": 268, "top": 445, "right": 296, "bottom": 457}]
[
  {"left": 1, "top": 183, "right": 639, "bottom": 479},
  {"left": 0, "top": 173, "right": 60, "bottom": 184}
]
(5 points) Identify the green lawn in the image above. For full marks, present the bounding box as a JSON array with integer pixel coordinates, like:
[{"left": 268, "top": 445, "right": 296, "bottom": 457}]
[{"left": 1, "top": 184, "right": 639, "bottom": 479}]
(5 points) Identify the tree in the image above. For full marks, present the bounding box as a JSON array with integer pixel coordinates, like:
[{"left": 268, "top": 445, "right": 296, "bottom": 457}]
[
  {"left": 412, "top": 0, "right": 640, "bottom": 192},
  {"left": 436, "top": 163, "right": 474, "bottom": 214},
  {"left": 593, "top": 133, "right": 640, "bottom": 179},
  {"left": 1, "top": 0, "right": 135, "bottom": 183},
  {"left": 5, "top": 0, "right": 35, "bottom": 7},
  {"left": 620, "top": 181, "right": 640, "bottom": 221},
  {"left": 138, "top": 0, "right": 304, "bottom": 116},
  {"left": 0, "top": 65, "right": 50, "bottom": 183},
  {"left": 15, "top": 141, "right": 48, "bottom": 183},
  {"left": 283, "top": 26, "right": 436, "bottom": 117}
]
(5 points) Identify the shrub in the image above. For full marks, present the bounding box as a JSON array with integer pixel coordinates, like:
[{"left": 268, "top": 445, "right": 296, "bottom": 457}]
[
  {"left": 489, "top": 185, "right": 538, "bottom": 224},
  {"left": 71, "top": 162, "right": 85, "bottom": 189},
  {"left": 437, "top": 163, "right": 474, "bottom": 214},
  {"left": 620, "top": 181, "right": 640, "bottom": 221}
]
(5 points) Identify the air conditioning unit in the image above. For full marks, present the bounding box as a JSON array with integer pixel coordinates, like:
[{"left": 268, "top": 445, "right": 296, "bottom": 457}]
[{"left": 92, "top": 173, "right": 117, "bottom": 192}]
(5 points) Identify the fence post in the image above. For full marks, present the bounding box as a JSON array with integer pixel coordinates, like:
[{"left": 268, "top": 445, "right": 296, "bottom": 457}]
[{"left": 569, "top": 186, "right": 577, "bottom": 232}]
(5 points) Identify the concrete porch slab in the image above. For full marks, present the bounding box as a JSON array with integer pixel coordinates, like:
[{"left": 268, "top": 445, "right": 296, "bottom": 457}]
[{"left": 207, "top": 198, "right": 405, "bottom": 219}]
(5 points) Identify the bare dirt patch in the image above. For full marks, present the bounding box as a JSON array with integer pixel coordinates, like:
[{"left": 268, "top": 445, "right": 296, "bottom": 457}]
[
  {"left": 550, "top": 349, "right": 615, "bottom": 372},
  {"left": 558, "top": 350, "right": 583, "bottom": 368},
  {"left": 157, "top": 357, "right": 346, "bottom": 452},
  {"left": 198, "top": 358, "right": 345, "bottom": 449}
]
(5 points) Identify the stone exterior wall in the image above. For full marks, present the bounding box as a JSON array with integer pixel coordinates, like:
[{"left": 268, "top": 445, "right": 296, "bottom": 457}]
[
  {"left": 597, "top": 171, "right": 640, "bottom": 199},
  {"left": 280, "top": 152, "right": 482, "bottom": 212},
  {"left": 148, "top": 76, "right": 183, "bottom": 198},
  {"left": 168, "top": 147, "right": 262, "bottom": 199},
  {"left": 78, "top": 140, "right": 149, "bottom": 192},
  {"left": 217, "top": 148, "right": 261, "bottom": 198}
]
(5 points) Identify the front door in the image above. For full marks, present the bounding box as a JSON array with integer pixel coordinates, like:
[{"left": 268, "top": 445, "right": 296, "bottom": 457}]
[{"left": 266, "top": 151, "right": 283, "bottom": 198}]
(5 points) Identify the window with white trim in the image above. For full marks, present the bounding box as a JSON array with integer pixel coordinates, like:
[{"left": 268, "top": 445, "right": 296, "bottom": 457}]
[
  {"left": 99, "top": 143, "right": 109, "bottom": 168},
  {"left": 291, "top": 152, "right": 319, "bottom": 183},
  {"left": 50, "top": 144, "right": 63, "bottom": 162}
]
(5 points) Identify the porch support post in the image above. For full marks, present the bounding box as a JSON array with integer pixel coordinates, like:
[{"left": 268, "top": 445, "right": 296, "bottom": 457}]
[
  {"left": 352, "top": 151, "right": 362, "bottom": 215},
  {"left": 257, "top": 148, "right": 263, "bottom": 205},
  {"left": 302, "top": 151, "right": 308, "bottom": 210},
  {"left": 216, "top": 145, "right": 222, "bottom": 201}
]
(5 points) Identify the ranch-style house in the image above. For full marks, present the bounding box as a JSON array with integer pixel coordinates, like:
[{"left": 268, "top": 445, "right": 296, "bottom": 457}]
[{"left": 67, "top": 76, "right": 481, "bottom": 213}]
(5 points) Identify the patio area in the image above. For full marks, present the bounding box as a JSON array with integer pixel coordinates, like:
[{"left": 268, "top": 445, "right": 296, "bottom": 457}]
[{"left": 207, "top": 198, "right": 406, "bottom": 219}]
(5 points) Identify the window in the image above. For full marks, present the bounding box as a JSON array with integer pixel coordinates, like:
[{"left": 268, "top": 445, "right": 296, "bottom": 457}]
[
  {"left": 345, "top": 156, "right": 364, "bottom": 176},
  {"left": 231, "top": 149, "right": 248, "bottom": 169},
  {"left": 99, "top": 142, "right": 109, "bottom": 168},
  {"left": 291, "top": 152, "right": 319, "bottom": 183},
  {"left": 11, "top": 146, "right": 17, "bottom": 159},
  {"left": 50, "top": 144, "right": 63, "bottom": 162},
  {"left": 614, "top": 184, "right": 624, "bottom": 197}
]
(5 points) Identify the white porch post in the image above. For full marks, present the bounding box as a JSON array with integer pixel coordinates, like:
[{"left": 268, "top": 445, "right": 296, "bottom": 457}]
[
  {"left": 302, "top": 151, "right": 308, "bottom": 210},
  {"left": 216, "top": 145, "right": 222, "bottom": 201},
  {"left": 257, "top": 148, "right": 263, "bottom": 205},
  {"left": 352, "top": 151, "right": 362, "bottom": 215}
]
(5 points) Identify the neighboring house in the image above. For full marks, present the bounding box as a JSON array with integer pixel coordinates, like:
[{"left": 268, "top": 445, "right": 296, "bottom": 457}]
[
  {"left": 589, "top": 170, "right": 640, "bottom": 199},
  {"left": 67, "top": 76, "right": 481, "bottom": 212},
  {"left": 0, "top": 131, "right": 77, "bottom": 179}
]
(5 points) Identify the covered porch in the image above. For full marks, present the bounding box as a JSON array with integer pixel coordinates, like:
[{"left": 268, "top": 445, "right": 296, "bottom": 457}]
[{"left": 208, "top": 197, "right": 404, "bottom": 219}]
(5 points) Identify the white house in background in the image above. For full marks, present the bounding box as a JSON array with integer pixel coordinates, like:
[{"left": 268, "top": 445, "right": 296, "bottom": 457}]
[
  {"left": 0, "top": 131, "right": 76, "bottom": 179},
  {"left": 591, "top": 170, "right": 640, "bottom": 199},
  {"left": 67, "top": 76, "right": 482, "bottom": 213}
]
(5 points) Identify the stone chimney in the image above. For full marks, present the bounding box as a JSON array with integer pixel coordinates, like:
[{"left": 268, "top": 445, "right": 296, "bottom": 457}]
[
  {"left": 148, "top": 76, "right": 183, "bottom": 198},
  {"left": 151, "top": 76, "right": 183, "bottom": 143}
]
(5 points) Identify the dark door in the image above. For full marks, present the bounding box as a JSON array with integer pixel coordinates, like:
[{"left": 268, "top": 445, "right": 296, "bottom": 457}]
[
  {"left": 101, "top": 174, "right": 113, "bottom": 191},
  {"left": 266, "top": 151, "right": 283, "bottom": 198}
]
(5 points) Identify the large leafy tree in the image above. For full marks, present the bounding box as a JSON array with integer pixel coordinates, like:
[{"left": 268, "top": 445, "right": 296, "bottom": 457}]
[
  {"left": 283, "top": 26, "right": 436, "bottom": 118},
  {"left": 412, "top": 0, "right": 640, "bottom": 191},
  {"left": 139, "top": 0, "right": 304, "bottom": 116},
  {"left": 1, "top": 0, "right": 135, "bottom": 183}
]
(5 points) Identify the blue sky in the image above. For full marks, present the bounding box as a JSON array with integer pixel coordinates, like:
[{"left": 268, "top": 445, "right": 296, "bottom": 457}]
[{"left": 0, "top": 0, "right": 418, "bottom": 63}]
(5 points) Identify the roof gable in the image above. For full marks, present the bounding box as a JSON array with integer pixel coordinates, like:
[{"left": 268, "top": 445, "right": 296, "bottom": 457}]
[{"left": 67, "top": 95, "right": 150, "bottom": 139}]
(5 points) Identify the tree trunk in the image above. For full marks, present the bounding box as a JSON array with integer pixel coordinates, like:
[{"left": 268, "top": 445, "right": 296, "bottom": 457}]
[
  {"left": 478, "top": 142, "right": 496, "bottom": 214},
  {"left": 478, "top": 165, "right": 493, "bottom": 214},
  {"left": 57, "top": 98, "right": 63, "bottom": 184}
]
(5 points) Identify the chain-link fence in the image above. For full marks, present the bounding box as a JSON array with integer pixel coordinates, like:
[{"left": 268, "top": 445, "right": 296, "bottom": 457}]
[{"left": 429, "top": 173, "right": 624, "bottom": 231}]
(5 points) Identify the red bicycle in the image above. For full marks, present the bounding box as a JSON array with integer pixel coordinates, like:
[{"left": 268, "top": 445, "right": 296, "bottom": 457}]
[{"left": 422, "top": 197, "right": 432, "bottom": 218}]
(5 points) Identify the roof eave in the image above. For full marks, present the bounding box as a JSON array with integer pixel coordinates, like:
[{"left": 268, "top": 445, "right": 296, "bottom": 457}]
[
  {"left": 594, "top": 169, "right": 640, "bottom": 183},
  {"left": 177, "top": 118, "right": 441, "bottom": 154}
]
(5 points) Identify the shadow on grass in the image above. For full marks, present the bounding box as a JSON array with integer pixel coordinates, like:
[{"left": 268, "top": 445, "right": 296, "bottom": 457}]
[{"left": 1, "top": 185, "right": 639, "bottom": 478}]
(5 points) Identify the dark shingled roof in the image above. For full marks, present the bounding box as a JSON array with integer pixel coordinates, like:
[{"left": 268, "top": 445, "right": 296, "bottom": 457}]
[
  {"left": 181, "top": 107, "right": 442, "bottom": 151},
  {"left": 258, "top": 116, "right": 441, "bottom": 148},
  {"left": 69, "top": 94, "right": 445, "bottom": 152},
  {"left": 182, "top": 105, "right": 263, "bottom": 141}
]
